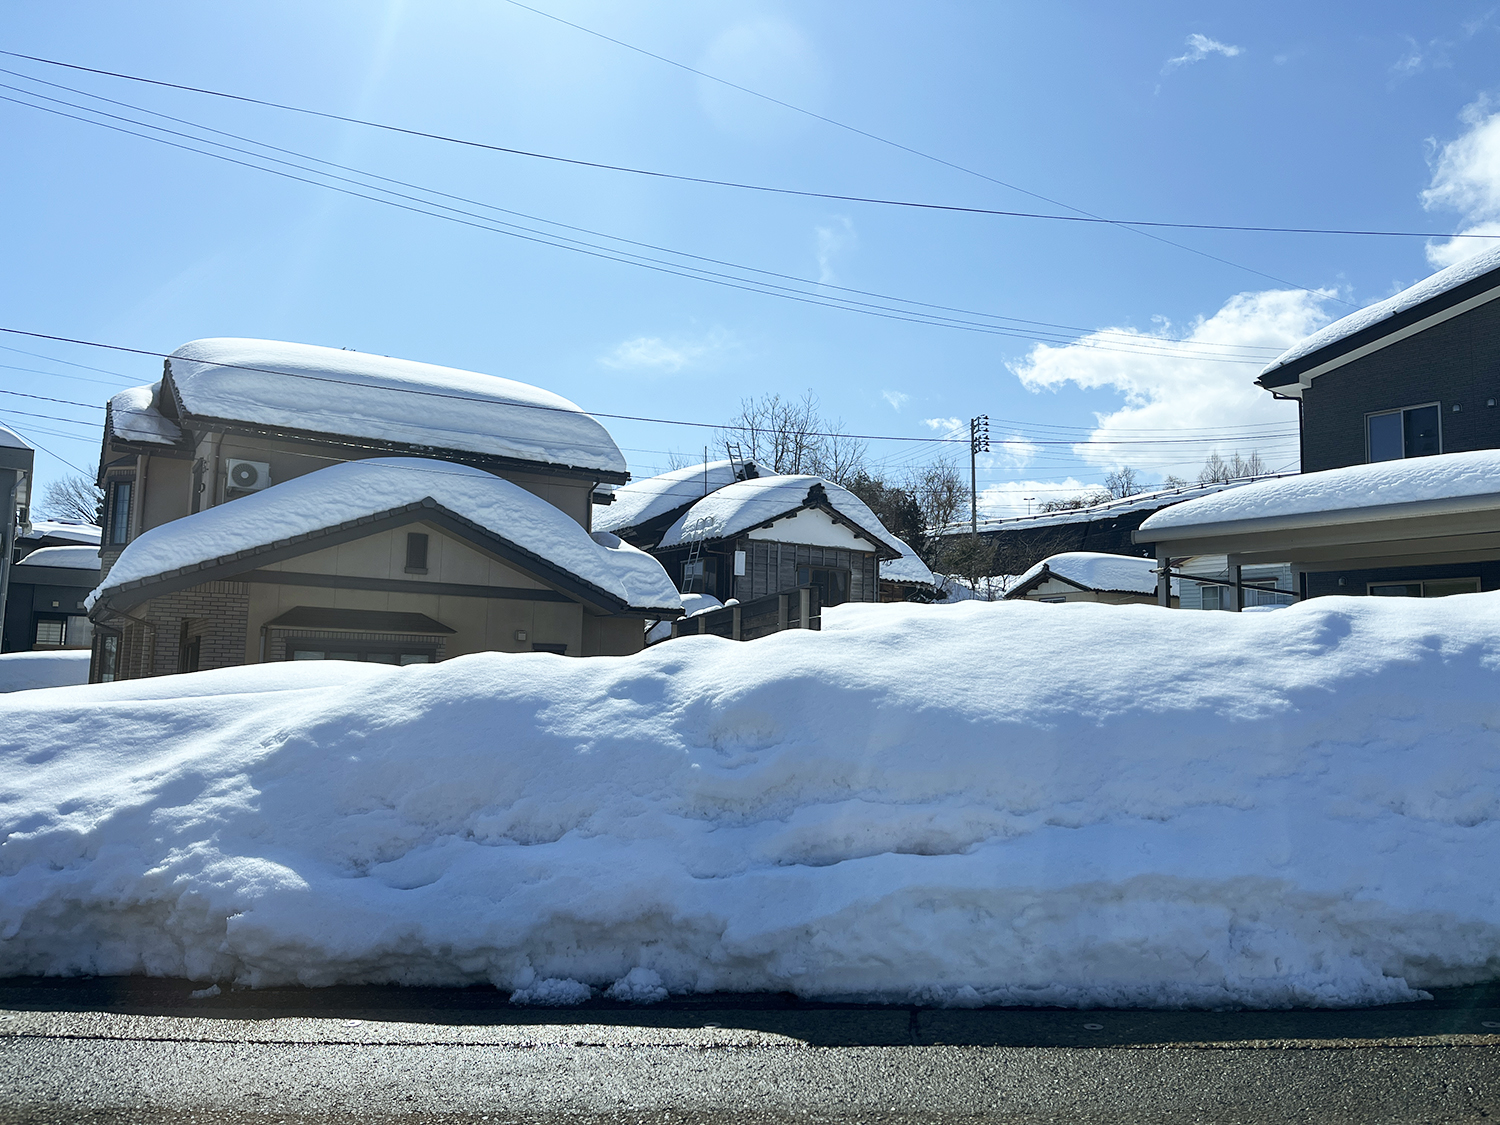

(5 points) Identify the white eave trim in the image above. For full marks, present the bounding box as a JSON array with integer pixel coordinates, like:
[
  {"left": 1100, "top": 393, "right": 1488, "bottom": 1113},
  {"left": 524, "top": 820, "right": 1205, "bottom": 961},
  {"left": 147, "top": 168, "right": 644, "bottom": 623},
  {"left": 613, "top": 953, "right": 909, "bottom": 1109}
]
[
  {"left": 1273, "top": 285, "right": 1500, "bottom": 398},
  {"left": 1136, "top": 489, "right": 1500, "bottom": 543}
]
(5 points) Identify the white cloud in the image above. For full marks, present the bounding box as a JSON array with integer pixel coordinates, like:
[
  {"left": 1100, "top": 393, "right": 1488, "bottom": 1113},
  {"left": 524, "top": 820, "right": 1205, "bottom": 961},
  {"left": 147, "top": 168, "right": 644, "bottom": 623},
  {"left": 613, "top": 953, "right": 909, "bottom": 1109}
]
[
  {"left": 977, "top": 478, "right": 1096, "bottom": 520},
  {"left": 815, "top": 216, "right": 856, "bottom": 285},
  {"left": 1008, "top": 288, "right": 1331, "bottom": 476},
  {"left": 923, "top": 416, "right": 964, "bottom": 433},
  {"left": 988, "top": 435, "right": 1040, "bottom": 470},
  {"left": 881, "top": 390, "right": 909, "bottom": 410},
  {"left": 599, "top": 331, "right": 729, "bottom": 374},
  {"left": 1163, "top": 33, "right": 1242, "bottom": 72},
  {"left": 1422, "top": 99, "right": 1500, "bottom": 267}
]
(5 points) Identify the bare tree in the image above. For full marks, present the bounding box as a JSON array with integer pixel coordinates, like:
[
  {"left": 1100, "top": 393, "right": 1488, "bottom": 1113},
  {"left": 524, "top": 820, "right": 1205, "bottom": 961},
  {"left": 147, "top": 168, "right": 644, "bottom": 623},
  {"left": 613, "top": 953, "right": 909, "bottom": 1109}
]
[
  {"left": 718, "top": 391, "right": 867, "bottom": 484},
  {"left": 1104, "top": 466, "right": 1144, "bottom": 499},
  {"left": 1162, "top": 474, "right": 1189, "bottom": 488},
  {"left": 1198, "top": 450, "right": 1268, "bottom": 484},
  {"left": 39, "top": 471, "right": 103, "bottom": 525},
  {"left": 905, "top": 457, "right": 964, "bottom": 536},
  {"left": 1039, "top": 489, "right": 1111, "bottom": 513}
]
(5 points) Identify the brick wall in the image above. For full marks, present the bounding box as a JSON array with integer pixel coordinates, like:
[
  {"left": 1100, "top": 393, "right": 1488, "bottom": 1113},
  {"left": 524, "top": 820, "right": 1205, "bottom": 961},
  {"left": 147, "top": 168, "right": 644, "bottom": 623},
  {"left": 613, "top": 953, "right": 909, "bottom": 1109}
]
[
  {"left": 98, "top": 580, "right": 251, "bottom": 680},
  {"left": 1302, "top": 299, "right": 1500, "bottom": 471}
]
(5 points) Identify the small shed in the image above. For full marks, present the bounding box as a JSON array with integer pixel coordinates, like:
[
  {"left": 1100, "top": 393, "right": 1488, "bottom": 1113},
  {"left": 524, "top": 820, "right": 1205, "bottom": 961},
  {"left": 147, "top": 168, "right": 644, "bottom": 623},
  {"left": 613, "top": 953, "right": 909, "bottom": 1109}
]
[
  {"left": 879, "top": 536, "right": 938, "bottom": 601},
  {"left": 1003, "top": 552, "right": 1176, "bottom": 606}
]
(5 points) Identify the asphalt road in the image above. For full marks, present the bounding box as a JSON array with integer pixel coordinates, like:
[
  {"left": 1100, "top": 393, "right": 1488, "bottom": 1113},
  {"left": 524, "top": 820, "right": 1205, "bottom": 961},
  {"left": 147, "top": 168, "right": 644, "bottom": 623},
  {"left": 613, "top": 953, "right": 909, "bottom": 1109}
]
[{"left": 3, "top": 977, "right": 1499, "bottom": 1124}]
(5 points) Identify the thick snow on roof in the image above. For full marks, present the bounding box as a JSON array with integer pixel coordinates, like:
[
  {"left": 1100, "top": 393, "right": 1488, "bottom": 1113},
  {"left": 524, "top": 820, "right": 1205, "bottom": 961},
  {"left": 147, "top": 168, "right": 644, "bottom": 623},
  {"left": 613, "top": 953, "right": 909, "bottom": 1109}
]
[
  {"left": 5, "top": 595, "right": 1500, "bottom": 1006},
  {"left": 594, "top": 460, "right": 743, "bottom": 538},
  {"left": 1140, "top": 449, "right": 1500, "bottom": 532},
  {"left": 94, "top": 458, "right": 679, "bottom": 613},
  {"left": 659, "top": 475, "right": 902, "bottom": 552},
  {"left": 962, "top": 477, "right": 1288, "bottom": 534},
  {"left": 22, "top": 520, "right": 101, "bottom": 545},
  {"left": 1013, "top": 551, "right": 1163, "bottom": 595},
  {"left": 0, "top": 424, "right": 30, "bottom": 450},
  {"left": 1263, "top": 243, "right": 1500, "bottom": 377},
  {"left": 0, "top": 651, "right": 90, "bottom": 693},
  {"left": 108, "top": 383, "right": 182, "bottom": 446},
  {"left": 166, "top": 339, "right": 625, "bottom": 475},
  {"left": 880, "top": 535, "right": 935, "bottom": 586},
  {"left": 16, "top": 545, "right": 99, "bottom": 571}
]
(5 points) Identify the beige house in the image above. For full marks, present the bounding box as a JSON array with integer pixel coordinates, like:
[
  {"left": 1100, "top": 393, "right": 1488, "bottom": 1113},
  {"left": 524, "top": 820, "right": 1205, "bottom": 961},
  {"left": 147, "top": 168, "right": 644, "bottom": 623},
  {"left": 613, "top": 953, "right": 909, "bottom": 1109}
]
[
  {"left": 1002, "top": 552, "right": 1177, "bottom": 606},
  {"left": 89, "top": 339, "right": 677, "bottom": 680}
]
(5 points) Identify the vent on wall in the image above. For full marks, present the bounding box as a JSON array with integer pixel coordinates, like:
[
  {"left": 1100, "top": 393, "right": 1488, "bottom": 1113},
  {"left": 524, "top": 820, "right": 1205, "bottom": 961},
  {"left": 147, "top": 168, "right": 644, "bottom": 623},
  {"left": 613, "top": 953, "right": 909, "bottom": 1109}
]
[{"left": 226, "top": 459, "right": 272, "bottom": 492}]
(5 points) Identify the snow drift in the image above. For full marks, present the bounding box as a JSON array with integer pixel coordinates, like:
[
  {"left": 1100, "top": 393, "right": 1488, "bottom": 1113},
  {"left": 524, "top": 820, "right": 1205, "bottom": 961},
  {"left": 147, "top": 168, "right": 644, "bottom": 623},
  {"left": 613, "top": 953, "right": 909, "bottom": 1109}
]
[{"left": 3, "top": 596, "right": 1499, "bottom": 1008}]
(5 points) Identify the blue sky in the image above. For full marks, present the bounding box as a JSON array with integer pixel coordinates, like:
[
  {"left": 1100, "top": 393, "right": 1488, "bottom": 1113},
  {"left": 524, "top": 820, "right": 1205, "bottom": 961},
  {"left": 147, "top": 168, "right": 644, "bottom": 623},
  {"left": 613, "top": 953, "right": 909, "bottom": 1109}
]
[{"left": 4, "top": 1, "right": 1499, "bottom": 515}]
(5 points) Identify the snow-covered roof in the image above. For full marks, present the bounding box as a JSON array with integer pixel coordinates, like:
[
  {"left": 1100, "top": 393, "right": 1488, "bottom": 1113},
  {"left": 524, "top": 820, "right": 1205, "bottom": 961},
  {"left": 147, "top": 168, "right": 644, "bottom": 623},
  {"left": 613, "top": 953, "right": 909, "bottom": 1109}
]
[
  {"left": 162, "top": 338, "right": 626, "bottom": 476},
  {"left": 879, "top": 535, "right": 936, "bottom": 587},
  {"left": 16, "top": 545, "right": 100, "bottom": 571},
  {"left": 594, "top": 459, "right": 750, "bottom": 538},
  {"left": 92, "top": 458, "right": 679, "bottom": 615},
  {"left": 1007, "top": 551, "right": 1166, "bottom": 597},
  {"left": 107, "top": 382, "right": 183, "bottom": 446},
  {"left": 1139, "top": 449, "right": 1500, "bottom": 534},
  {"left": 21, "top": 520, "right": 101, "bottom": 545},
  {"left": 1259, "top": 243, "right": 1500, "bottom": 393},
  {"left": 658, "top": 475, "right": 903, "bottom": 555},
  {"left": 0, "top": 423, "right": 30, "bottom": 450},
  {"left": 957, "top": 476, "right": 1292, "bottom": 535}
]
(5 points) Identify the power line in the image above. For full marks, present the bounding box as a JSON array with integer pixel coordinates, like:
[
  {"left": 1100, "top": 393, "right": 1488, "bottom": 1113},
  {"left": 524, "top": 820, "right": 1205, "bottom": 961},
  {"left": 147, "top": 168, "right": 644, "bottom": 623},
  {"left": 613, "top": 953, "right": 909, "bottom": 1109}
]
[
  {"left": 0, "top": 51, "right": 1429, "bottom": 304},
  {"left": 0, "top": 76, "right": 1293, "bottom": 363},
  {"left": 0, "top": 326, "right": 1300, "bottom": 451}
]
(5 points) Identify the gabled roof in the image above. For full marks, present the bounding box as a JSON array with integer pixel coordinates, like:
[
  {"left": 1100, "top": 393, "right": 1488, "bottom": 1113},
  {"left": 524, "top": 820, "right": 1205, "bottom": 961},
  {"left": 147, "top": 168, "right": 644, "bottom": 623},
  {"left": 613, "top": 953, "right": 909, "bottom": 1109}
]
[
  {"left": 879, "top": 535, "right": 936, "bottom": 587},
  {"left": 1258, "top": 244, "right": 1500, "bottom": 397},
  {"left": 657, "top": 475, "right": 904, "bottom": 557},
  {"left": 128, "top": 338, "right": 626, "bottom": 478},
  {"left": 91, "top": 458, "right": 680, "bottom": 616},
  {"left": 1004, "top": 552, "right": 1167, "bottom": 599},
  {"left": 593, "top": 458, "right": 758, "bottom": 545}
]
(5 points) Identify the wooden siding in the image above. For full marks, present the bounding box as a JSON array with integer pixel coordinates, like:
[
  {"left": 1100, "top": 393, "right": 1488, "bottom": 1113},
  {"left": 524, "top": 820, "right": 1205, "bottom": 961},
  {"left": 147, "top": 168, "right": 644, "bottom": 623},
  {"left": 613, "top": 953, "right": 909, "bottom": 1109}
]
[{"left": 735, "top": 539, "right": 879, "bottom": 603}]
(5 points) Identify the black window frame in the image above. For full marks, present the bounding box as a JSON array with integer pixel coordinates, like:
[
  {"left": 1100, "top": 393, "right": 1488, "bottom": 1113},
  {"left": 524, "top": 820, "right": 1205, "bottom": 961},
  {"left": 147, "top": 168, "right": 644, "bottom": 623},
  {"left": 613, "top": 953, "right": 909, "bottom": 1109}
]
[
  {"left": 1366, "top": 402, "right": 1441, "bottom": 463},
  {"left": 287, "top": 643, "right": 437, "bottom": 664},
  {"left": 797, "top": 565, "right": 851, "bottom": 608},
  {"left": 682, "top": 555, "right": 718, "bottom": 595},
  {"left": 405, "top": 532, "right": 430, "bottom": 574},
  {"left": 105, "top": 478, "right": 134, "bottom": 546}
]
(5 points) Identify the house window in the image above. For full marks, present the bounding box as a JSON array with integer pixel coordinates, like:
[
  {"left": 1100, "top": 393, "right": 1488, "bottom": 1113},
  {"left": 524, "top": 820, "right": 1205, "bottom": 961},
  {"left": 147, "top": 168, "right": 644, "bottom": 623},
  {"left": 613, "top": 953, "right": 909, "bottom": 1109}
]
[
  {"left": 1200, "top": 584, "right": 1223, "bottom": 611},
  {"left": 290, "top": 645, "right": 434, "bottom": 664},
  {"left": 106, "top": 480, "right": 133, "bottom": 545},
  {"left": 682, "top": 556, "right": 717, "bottom": 595},
  {"left": 405, "top": 532, "right": 429, "bottom": 573},
  {"left": 34, "top": 618, "right": 65, "bottom": 646},
  {"left": 1366, "top": 404, "right": 1440, "bottom": 463},
  {"left": 1369, "top": 578, "right": 1480, "bottom": 598},
  {"left": 98, "top": 633, "right": 119, "bottom": 682},
  {"left": 797, "top": 566, "right": 850, "bottom": 607}
]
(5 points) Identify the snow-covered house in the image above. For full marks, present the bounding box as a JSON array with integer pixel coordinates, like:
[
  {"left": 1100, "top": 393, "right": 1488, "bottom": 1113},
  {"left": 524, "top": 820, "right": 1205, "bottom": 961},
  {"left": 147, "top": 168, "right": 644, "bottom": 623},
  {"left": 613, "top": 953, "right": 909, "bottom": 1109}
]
[
  {"left": 88, "top": 339, "right": 676, "bottom": 679},
  {"left": 1134, "top": 450, "right": 1500, "bottom": 606},
  {"left": 1257, "top": 243, "right": 1500, "bottom": 475},
  {"left": 2, "top": 545, "right": 100, "bottom": 653},
  {"left": 654, "top": 475, "right": 905, "bottom": 608},
  {"left": 593, "top": 458, "right": 760, "bottom": 549},
  {"left": 1002, "top": 552, "right": 1176, "bottom": 606}
]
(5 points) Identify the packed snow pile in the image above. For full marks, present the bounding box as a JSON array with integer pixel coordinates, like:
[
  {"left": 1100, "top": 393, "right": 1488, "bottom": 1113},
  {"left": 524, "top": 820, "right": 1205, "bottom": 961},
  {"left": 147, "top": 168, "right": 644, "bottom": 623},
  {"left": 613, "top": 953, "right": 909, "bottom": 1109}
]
[
  {"left": 106, "top": 383, "right": 182, "bottom": 446},
  {"left": 0, "top": 651, "right": 91, "bottom": 693},
  {"left": 1263, "top": 241, "right": 1500, "bottom": 375},
  {"left": 92, "top": 458, "right": 680, "bottom": 615},
  {"left": 1140, "top": 449, "right": 1500, "bottom": 531},
  {"left": 658, "top": 475, "right": 900, "bottom": 551},
  {"left": 4, "top": 596, "right": 1500, "bottom": 1008},
  {"left": 594, "top": 460, "right": 752, "bottom": 541},
  {"left": 164, "top": 338, "right": 625, "bottom": 474}
]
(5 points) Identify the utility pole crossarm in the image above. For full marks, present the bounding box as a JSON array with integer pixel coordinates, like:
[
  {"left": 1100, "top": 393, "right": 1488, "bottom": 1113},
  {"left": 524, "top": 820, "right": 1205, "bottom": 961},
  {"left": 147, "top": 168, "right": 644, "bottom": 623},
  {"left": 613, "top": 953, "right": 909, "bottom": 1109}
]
[{"left": 969, "top": 415, "right": 989, "bottom": 537}]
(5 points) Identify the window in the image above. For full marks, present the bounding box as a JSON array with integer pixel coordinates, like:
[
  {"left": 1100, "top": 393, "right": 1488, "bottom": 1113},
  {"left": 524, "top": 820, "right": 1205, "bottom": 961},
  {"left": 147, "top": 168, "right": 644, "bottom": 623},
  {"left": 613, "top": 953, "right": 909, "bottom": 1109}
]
[
  {"left": 1037, "top": 595, "right": 1067, "bottom": 604},
  {"left": 34, "top": 618, "right": 65, "bottom": 646},
  {"left": 290, "top": 645, "right": 434, "bottom": 663},
  {"left": 66, "top": 616, "right": 93, "bottom": 649},
  {"left": 1367, "top": 404, "right": 1440, "bottom": 463},
  {"left": 797, "top": 566, "right": 851, "bottom": 607},
  {"left": 106, "top": 480, "right": 133, "bottom": 545},
  {"left": 682, "top": 556, "right": 717, "bottom": 595},
  {"left": 405, "top": 532, "right": 429, "bottom": 573},
  {"left": 98, "top": 633, "right": 119, "bottom": 682},
  {"left": 1200, "top": 584, "right": 1222, "bottom": 611},
  {"left": 1369, "top": 578, "right": 1479, "bottom": 598}
]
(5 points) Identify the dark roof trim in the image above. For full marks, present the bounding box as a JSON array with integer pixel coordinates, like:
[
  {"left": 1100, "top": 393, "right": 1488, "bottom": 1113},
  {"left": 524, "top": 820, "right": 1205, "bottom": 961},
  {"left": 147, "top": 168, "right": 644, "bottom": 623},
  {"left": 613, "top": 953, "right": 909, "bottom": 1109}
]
[
  {"left": 736, "top": 489, "right": 902, "bottom": 560},
  {"left": 265, "top": 606, "right": 454, "bottom": 633},
  {"left": 1257, "top": 261, "right": 1500, "bottom": 389},
  {"left": 1003, "top": 564, "right": 1094, "bottom": 599},
  {"left": 94, "top": 499, "right": 642, "bottom": 617},
  {"left": 244, "top": 569, "right": 572, "bottom": 602},
  {"left": 160, "top": 370, "right": 629, "bottom": 485}
]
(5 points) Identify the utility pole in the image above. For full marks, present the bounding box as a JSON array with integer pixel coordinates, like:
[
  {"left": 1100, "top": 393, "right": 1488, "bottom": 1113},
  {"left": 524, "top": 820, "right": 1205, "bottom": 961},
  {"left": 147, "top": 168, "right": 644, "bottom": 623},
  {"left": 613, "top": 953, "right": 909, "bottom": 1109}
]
[
  {"left": 969, "top": 415, "right": 989, "bottom": 537},
  {"left": 1024, "top": 496, "right": 1035, "bottom": 516}
]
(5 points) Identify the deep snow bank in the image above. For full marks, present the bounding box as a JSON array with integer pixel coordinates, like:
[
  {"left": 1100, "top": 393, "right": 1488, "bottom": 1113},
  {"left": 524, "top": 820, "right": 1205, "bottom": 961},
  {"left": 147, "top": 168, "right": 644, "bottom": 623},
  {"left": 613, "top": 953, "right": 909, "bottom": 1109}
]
[
  {"left": 0, "top": 651, "right": 91, "bottom": 693},
  {"left": 3, "top": 597, "right": 1499, "bottom": 1008}
]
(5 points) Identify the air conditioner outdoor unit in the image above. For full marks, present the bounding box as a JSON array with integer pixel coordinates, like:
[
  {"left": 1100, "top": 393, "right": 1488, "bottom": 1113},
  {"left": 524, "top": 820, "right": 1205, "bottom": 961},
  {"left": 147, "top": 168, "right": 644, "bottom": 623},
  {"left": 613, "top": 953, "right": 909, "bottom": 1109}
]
[{"left": 226, "top": 459, "right": 272, "bottom": 492}]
